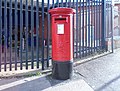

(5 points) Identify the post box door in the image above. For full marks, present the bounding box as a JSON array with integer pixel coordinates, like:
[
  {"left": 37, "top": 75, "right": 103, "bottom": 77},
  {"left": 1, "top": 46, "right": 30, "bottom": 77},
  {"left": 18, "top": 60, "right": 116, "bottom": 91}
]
[{"left": 52, "top": 15, "right": 73, "bottom": 61}]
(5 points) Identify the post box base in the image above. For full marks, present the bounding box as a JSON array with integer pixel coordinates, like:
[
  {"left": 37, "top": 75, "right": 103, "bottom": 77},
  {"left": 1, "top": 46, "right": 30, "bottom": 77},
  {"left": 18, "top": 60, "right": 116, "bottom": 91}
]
[{"left": 52, "top": 60, "right": 73, "bottom": 80}]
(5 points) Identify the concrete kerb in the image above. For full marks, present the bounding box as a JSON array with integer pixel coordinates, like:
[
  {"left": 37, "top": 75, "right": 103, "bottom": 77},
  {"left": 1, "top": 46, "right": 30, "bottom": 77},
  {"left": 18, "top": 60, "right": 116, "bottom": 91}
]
[{"left": 0, "top": 68, "right": 52, "bottom": 78}]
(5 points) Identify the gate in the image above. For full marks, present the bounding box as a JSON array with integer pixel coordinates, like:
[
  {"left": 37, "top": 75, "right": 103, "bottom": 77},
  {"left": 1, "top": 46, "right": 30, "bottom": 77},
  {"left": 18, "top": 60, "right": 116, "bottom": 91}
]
[{"left": 0, "top": 0, "right": 113, "bottom": 72}]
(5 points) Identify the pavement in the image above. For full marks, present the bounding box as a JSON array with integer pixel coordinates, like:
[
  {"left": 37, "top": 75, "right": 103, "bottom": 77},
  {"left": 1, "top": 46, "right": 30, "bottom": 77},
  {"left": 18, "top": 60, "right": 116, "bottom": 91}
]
[
  {"left": 0, "top": 73, "right": 94, "bottom": 91},
  {"left": 0, "top": 48, "right": 120, "bottom": 91},
  {"left": 75, "top": 48, "right": 120, "bottom": 91}
]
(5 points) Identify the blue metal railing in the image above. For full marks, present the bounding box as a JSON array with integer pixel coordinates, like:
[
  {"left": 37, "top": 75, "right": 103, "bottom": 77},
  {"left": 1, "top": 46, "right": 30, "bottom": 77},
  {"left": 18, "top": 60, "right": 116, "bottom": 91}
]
[{"left": 0, "top": 0, "right": 113, "bottom": 72}]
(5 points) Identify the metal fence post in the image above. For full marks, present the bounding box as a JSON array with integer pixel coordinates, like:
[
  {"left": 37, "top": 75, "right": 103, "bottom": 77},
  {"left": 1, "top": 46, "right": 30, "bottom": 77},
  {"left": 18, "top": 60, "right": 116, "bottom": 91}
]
[
  {"left": 4, "top": 0, "right": 7, "bottom": 71},
  {"left": 25, "top": 0, "right": 29, "bottom": 69},
  {"left": 111, "top": 1, "right": 114, "bottom": 53},
  {"left": 9, "top": 0, "right": 12, "bottom": 71},
  {"left": 42, "top": 0, "right": 45, "bottom": 70},
  {"left": 47, "top": 0, "right": 50, "bottom": 67},
  {"left": 20, "top": 0, "right": 23, "bottom": 70},
  {"left": 15, "top": 0, "right": 18, "bottom": 70},
  {"left": 31, "top": 0, "right": 34, "bottom": 69},
  {"left": 0, "top": 0, "right": 2, "bottom": 72},
  {"left": 102, "top": 0, "right": 106, "bottom": 50},
  {"left": 36, "top": 0, "right": 40, "bottom": 68}
]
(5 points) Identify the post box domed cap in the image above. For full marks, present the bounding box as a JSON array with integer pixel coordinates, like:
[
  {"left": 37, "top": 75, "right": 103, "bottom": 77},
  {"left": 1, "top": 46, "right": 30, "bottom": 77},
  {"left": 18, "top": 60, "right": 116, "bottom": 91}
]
[{"left": 49, "top": 8, "right": 76, "bottom": 14}]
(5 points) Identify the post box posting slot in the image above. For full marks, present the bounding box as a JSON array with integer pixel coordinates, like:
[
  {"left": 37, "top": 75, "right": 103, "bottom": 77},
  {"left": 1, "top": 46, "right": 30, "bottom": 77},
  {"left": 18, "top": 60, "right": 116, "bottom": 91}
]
[{"left": 54, "top": 17, "right": 68, "bottom": 23}]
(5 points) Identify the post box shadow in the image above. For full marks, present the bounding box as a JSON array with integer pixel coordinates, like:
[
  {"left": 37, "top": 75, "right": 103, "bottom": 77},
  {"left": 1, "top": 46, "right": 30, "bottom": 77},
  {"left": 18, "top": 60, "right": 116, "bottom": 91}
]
[
  {"left": 45, "top": 71, "right": 83, "bottom": 87},
  {"left": 46, "top": 74, "right": 66, "bottom": 86}
]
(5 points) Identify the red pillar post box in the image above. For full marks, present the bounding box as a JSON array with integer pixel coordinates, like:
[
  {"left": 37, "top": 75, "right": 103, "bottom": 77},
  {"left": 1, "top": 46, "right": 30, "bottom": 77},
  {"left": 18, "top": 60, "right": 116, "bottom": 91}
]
[{"left": 49, "top": 8, "right": 76, "bottom": 80}]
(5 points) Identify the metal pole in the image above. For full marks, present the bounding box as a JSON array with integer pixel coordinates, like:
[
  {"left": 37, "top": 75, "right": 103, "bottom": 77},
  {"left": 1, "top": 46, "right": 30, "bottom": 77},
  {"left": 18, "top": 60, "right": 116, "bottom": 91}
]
[
  {"left": 20, "top": 0, "right": 23, "bottom": 70},
  {"left": 31, "top": 0, "right": 34, "bottom": 69},
  {"left": 15, "top": 0, "right": 18, "bottom": 70},
  {"left": 4, "top": 0, "right": 7, "bottom": 71},
  {"left": 42, "top": 0, "right": 45, "bottom": 70},
  {"left": 102, "top": 0, "right": 106, "bottom": 50},
  {"left": 9, "top": 0, "right": 13, "bottom": 71},
  {"left": 25, "top": 0, "right": 29, "bottom": 69},
  {"left": 36, "top": 0, "right": 40, "bottom": 68},
  {"left": 0, "top": 0, "right": 2, "bottom": 72},
  {"left": 111, "top": 1, "right": 114, "bottom": 53},
  {"left": 47, "top": 0, "right": 50, "bottom": 67}
]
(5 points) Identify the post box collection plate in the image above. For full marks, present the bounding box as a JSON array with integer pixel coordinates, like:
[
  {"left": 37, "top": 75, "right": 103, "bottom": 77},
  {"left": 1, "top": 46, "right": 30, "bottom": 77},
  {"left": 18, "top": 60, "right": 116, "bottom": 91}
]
[{"left": 57, "top": 24, "right": 64, "bottom": 34}]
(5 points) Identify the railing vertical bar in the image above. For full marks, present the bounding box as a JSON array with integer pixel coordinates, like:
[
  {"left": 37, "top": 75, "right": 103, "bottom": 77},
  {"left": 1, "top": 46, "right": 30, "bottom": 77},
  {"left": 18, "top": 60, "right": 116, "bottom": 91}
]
[
  {"left": 25, "top": 0, "right": 28, "bottom": 69},
  {"left": 9, "top": 0, "right": 12, "bottom": 71},
  {"left": 47, "top": 0, "right": 50, "bottom": 67},
  {"left": 105, "top": 1, "right": 107, "bottom": 44},
  {"left": 111, "top": 2, "right": 114, "bottom": 53},
  {"left": 31, "top": 0, "right": 34, "bottom": 69},
  {"left": 42, "top": 0, "right": 45, "bottom": 70},
  {"left": 109, "top": 1, "right": 111, "bottom": 50},
  {"left": 15, "top": 0, "right": 18, "bottom": 70},
  {"left": 76, "top": 0, "right": 78, "bottom": 58},
  {"left": 61, "top": 0, "right": 63, "bottom": 7},
  {"left": 52, "top": 0, "right": 55, "bottom": 8},
  {"left": 90, "top": 1, "right": 93, "bottom": 54},
  {"left": 102, "top": 0, "right": 106, "bottom": 50},
  {"left": 106, "top": 0, "right": 108, "bottom": 39},
  {"left": 79, "top": 0, "right": 81, "bottom": 58},
  {"left": 95, "top": 0, "right": 97, "bottom": 51},
  {"left": 91, "top": 1, "right": 93, "bottom": 54},
  {"left": 105, "top": 0, "right": 107, "bottom": 49},
  {"left": 109, "top": 1, "right": 112, "bottom": 51},
  {"left": 73, "top": 0, "right": 75, "bottom": 8},
  {"left": 73, "top": 5, "right": 75, "bottom": 58},
  {"left": 85, "top": 1, "right": 88, "bottom": 56},
  {"left": 4, "top": 0, "right": 7, "bottom": 71},
  {"left": 100, "top": 1, "right": 102, "bottom": 49},
  {"left": 108, "top": 1, "right": 111, "bottom": 51},
  {"left": 82, "top": 0, "right": 85, "bottom": 57},
  {"left": 99, "top": 0, "right": 101, "bottom": 49},
  {"left": 65, "top": 0, "right": 67, "bottom": 7},
  {"left": 93, "top": 0, "right": 96, "bottom": 52},
  {"left": 57, "top": 0, "right": 59, "bottom": 7},
  {"left": 106, "top": 0, "right": 108, "bottom": 52},
  {"left": 36, "top": 0, "right": 40, "bottom": 68},
  {"left": 88, "top": 0, "right": 90, "bottom": 55},
  {"left": 0, "top": 0, "right": 2, "bottom": 72},
  {"left": 69, "top": 0, "right": 71, "bottom": 8},
  {"left": 99, "top": 1, "right": 101, "bottom": 50},
  {"left": 20, "top": 0, "right": 23, "bottom": 70},
  {"left": 109, "top": 1, "right": 110, "bottom": 35},
  {"left": 105, "top": 0, "right": 108, "bottom": 52},
  {"left": 96, "top": 0, "right": 99, "bottom": 51}
]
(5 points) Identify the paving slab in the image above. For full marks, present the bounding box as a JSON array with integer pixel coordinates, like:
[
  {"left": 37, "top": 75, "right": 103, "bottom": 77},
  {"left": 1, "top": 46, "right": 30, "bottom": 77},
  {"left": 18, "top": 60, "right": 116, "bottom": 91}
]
[{"left": 43, "top": 79, "right": 94, "bottom": 91}]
